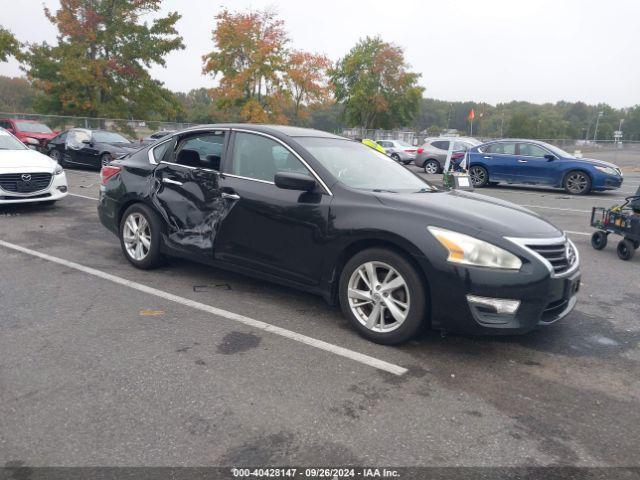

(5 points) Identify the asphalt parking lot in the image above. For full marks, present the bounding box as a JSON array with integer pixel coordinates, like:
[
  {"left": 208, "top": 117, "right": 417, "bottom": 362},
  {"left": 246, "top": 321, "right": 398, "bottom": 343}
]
[{"left": 1, "top": 151, "right": 639, "bottom": 468}]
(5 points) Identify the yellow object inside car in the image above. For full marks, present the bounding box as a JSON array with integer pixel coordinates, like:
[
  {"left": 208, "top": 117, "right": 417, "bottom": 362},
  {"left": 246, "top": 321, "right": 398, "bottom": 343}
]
[{"left": 361, "top": 138, "right": 387, "bottom": 155}]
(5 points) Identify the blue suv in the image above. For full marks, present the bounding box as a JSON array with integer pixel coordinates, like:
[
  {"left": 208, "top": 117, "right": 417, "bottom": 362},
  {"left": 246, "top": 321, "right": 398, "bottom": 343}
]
[{"left": 461, "top": 139, "right": 623, "bottom": 195}]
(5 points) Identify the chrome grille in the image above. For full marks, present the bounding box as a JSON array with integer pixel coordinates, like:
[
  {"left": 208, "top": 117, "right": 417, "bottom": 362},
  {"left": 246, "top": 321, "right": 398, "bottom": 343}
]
[
  {"left": 0, "top": 172, "right": 52, "bottom": 193},
  {"left": 526, "top": 240, "right": 576, "bottom": 275}
]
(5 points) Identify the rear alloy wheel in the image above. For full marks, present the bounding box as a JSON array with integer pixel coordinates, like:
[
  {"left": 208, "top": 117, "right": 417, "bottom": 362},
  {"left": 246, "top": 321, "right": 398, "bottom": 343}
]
[
  {"left": 564, "top": 171, "right": 591, "bottom": 195},
  {"left": 119, "top": 204, "right": 163, "bottom": 269},
  {"left": 101, "top": 153, "right": 113, "bottom": 167},
  {"left": 423, "top": 160, "right": 440, "bottom": 174},
  {"left": 339, "top": 248, "right": 427, "bottom": 345},
  {"left": 391, "top": 153, "right": 401, "bottom": 162},
  {"left": 469, "top": 165, "right": 489, "bottom": 187},
  {"left": 50, "top": 149, "right": 61, "bottom": 163},
  {"left": 617, "top": 239, "right": 636, "bottom": 261},
  {"left": 591, "top": 231, "right": 608, "bottom": 250}
]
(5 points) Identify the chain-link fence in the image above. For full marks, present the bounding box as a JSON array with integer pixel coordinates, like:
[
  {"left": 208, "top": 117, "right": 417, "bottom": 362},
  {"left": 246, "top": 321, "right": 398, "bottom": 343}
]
[{"left": 0, "top": 112, "right": 195, "bottom": 141}]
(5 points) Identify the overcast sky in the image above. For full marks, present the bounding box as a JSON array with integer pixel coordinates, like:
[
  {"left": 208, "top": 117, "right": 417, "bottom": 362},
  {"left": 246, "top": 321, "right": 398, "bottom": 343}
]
[{"left": 1, "top": 0, "right": 638, "bottom": 107}]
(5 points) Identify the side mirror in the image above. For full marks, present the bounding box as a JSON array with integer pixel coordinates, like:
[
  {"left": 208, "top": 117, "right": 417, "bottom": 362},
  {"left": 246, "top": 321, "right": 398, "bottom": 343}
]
[
  {"left": 544, "top": 154, "right": 556, "bottom": 161},
  {"left": 274, "top": 172, "right": 316, "bottom": 192}
]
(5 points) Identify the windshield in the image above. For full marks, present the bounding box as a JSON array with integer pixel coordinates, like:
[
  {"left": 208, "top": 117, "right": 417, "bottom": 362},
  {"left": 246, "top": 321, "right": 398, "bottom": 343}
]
[
  {"left": 15, "top": 122, "right": 52, "bottom": 134},
  {"left": 93, "top": 131, "right": 131, "bottom": 143},
  {"left": 0, "top": 131, "right": 28, "bottom": 150},
  {"left": 542, "top": 142, "right": 574, "bottom": 159},
  {"left": 298, "top": 137, "right": 436, "bottom": 192}
]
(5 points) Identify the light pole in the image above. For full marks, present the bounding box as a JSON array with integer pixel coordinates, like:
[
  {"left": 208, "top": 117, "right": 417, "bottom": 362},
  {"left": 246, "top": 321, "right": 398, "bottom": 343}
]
[{"left": 593, "top": 111, "right": 603, "bottom": 142}]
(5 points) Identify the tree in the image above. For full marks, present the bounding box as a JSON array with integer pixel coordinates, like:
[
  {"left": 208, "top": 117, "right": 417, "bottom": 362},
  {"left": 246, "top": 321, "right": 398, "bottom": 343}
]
[
  {"left": 0, "top": 76, "right": 36, "bottom": 112},
  {"left": 330, "top": 36, "right": 424, "bottom": 129},
  {"left": 202, "top": 8, "right": 289, "bottom": 123},
  {"left": 285, "top": 50, "right": 332, "bottom": 123},
  {"left": 0, "top": 26, "right": 20, "bottom": 63},
  {"left": 23, "top": 0, "right": 184, "bottom": 120}
]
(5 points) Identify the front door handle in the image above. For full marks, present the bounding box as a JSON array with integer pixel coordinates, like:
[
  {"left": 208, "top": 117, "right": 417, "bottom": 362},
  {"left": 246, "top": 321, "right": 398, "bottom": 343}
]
[
  {"left": 518, "top": 160, "right": 528, "bottom": 163},
  {"left": 221, "top": 192, "right": 240, "bottom": 200},
  {"left": 483, "top": 156, "right": 492, "bottom": 159},
  {"left": 162, "top": 178, "right": 183, "bottom": 186}
]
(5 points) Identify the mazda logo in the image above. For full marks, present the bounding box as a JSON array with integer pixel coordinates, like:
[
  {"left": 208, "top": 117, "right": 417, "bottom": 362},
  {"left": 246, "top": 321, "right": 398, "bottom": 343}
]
[{"left": 21, "top": 174, "right": 31, "bottom": 182}]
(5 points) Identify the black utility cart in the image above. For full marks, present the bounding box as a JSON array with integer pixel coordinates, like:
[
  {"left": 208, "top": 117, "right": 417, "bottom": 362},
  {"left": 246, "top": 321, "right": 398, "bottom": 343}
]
[{"left": 590, "top": 194, "right": 640, "bottom": 261}]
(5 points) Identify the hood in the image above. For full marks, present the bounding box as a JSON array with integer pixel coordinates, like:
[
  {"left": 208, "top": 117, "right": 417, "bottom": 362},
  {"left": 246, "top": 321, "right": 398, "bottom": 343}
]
[
  {"left": 0, "top": 149, "right": 57, "bottom": 172},
  {"left": 374, "top": 189, "right": 562, "bottom": 239},
  {"left": 575, "top": 157, "right": 620, "bottom": 170}
]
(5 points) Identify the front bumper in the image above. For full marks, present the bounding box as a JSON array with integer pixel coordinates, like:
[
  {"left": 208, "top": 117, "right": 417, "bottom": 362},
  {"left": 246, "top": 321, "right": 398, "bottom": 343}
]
[
  {"left": 418, "top": 246, "right": 581, "bottom": 335},
  {"left": 593, "top": 174, "right": 623, "bottom": 191},
  {"left": 0, "top": 172, "right": 68, "bottom": 204}
]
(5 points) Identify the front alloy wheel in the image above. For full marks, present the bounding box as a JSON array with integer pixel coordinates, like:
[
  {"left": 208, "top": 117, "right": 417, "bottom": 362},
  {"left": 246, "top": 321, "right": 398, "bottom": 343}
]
[
  {"left": 339, "top": 248, "right": 427, "bottom": 344},
  {"left": 564, "top": 171, "right": 591, "bottom": 195},
  {"left": 348, "top": 261, "right": 410, "bottom": 333}
]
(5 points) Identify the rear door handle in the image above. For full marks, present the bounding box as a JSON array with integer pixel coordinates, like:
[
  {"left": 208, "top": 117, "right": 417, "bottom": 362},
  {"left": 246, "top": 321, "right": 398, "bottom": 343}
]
[
  {"left": 483, "top": 156, "right": 492, "bottom": 159},
  {"left": 162, "top": 178, "right": 183, "bottom": 186},
  {"left": 518, "top": 160, "right": 528, "bottom": 163},
  {"left": 221, "top": 192, "right": 240, "bottom": 200}
]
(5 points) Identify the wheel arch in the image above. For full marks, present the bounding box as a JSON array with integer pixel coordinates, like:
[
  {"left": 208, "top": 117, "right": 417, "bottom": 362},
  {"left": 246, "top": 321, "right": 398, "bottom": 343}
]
[{"left": 328, "top": 236, "right": 431, "bottom": 316}]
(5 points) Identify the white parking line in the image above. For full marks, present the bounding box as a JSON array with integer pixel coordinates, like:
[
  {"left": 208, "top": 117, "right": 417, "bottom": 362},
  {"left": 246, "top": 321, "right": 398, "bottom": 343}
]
[
  {"left": 0, "top": 240, "right": 408, "bottom": 377},
  {"left": 69, "top": 193, "right": 98, "bottom": 201},
  {"left": 521, "top": 204, "right": 591, "bottom": 213}
]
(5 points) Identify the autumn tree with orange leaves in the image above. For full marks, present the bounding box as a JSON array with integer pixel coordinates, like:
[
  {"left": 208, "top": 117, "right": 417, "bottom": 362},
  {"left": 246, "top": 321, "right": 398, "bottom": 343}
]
[
  {"left": 24, "top": 0, "right": 184, "bottom": 119},
  {"left": 203, "top": 9, "right": 332, "bottom": 124}
]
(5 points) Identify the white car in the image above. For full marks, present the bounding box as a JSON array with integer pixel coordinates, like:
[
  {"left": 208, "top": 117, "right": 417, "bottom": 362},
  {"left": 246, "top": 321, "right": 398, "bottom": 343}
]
[{"left": 0, "top": 128, "right": 68, "bottom": 206}]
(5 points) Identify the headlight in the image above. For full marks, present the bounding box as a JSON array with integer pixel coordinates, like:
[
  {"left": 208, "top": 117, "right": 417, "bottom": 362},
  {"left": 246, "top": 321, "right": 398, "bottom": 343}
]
[
  {"left": 24, "top": 137, "right": 40, "bottom": 145},
  {"left": 594, "top": 166, "right": 618, "bottom": 176},
  {"left": 54, "top": 164, "right": 64, "bottom": 175},
  {"left": 428, "top": 226, "right": 522, "bottom": 270}
]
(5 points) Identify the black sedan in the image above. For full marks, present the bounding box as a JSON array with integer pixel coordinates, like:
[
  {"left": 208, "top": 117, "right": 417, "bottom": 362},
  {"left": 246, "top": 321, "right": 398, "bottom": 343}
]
[
  {"left": 97, "top": 125, "right": 580, "bottom": 345},
  {"left": 48, "top": 128, "right": 141, "bottom": 170}
]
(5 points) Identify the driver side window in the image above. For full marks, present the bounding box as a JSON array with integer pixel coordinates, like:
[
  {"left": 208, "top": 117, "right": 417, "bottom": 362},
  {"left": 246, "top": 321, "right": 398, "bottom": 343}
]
[{"left": 230, "top": 132, "right": 310, "bottom": 182}]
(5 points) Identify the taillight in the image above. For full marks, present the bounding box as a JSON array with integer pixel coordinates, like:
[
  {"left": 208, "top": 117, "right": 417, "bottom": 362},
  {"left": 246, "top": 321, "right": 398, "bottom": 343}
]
[
  {"left": 100, "top": 165, "right": 121, "bottom": 185},
  {"left": 417, "top": 148, "right": 424, "bottom": 154}
]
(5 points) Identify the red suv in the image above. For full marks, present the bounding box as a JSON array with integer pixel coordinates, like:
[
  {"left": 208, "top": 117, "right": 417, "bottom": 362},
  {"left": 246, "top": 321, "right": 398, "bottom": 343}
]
[{"left": 0, "top": 118, "right": 58, "bottom": 152}]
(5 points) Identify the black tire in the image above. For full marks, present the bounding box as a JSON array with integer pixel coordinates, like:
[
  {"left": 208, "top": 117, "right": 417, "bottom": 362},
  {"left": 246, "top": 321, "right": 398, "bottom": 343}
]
[
  {"left": 119, "top": 203, "right": 164, "bottom": 269},
  {"left": 100, "top": 153, "right": 113, "bottom": 168},
  {"left": 469, "top": 165, "right": 489, "bottom": 187},
  {"left": 423, "top": 159, "right": 440, "bottom": 175},
  {"left": 391, "top": 153, "right": 401, "bottom": 162},
  {"left": 339, "top": 248, "right": 428, "bottom": 345},
  {"left": 617, "top": 239, "right": 635, "bottom": 261},
  {"left": 49, "top": 149, "right": 62, "bottom": 163},
  {"left": 563, "top": 170, "right": 592, "bottom": 195},
  {"left": 591, "top": 231, "right": 608, "bottom": 250}
]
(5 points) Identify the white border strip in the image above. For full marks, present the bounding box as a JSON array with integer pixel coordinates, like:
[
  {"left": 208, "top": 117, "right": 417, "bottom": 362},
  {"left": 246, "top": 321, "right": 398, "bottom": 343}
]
[{"left": 0, "top": 240, "right": 407, "bottom": 376}]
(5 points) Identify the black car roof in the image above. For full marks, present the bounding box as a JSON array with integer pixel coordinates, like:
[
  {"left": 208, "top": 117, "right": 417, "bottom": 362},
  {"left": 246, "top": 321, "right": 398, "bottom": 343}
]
[{"left": 181, "top": 124, "right": 345, "bottom": 139}]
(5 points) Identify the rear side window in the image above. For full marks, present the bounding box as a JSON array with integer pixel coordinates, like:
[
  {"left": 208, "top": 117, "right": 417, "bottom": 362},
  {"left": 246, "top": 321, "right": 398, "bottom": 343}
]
[
  {"left": 230, "top": 132, "right": 310, "bottom": 182},
  {"left": 174, "top": 131, "right": 226, "bottom": 171},
  {"left": 485, "top": 142, "right": 516, "bottom": 155},
  {"left": 431, "top": 141, "right": 450, "bottom": 151}
]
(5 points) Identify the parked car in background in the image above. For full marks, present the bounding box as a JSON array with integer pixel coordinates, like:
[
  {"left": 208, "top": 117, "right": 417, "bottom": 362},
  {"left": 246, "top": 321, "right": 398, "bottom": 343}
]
[
  {"left": 0, "top": 118, "right": 58, "bottom": 152},
  {"left": 376, "top": 140, "right": 416, "bottom": 164},
  {"left": 414, "top": 137, "right": 481, "bottom": 174},
  {"left": 98, "top": 124, "right": 580, "bottom": 345},
  {"left": 0, "top": 128, "right": 68, "bottom": 206},
  {"left": 47, "top": 128, "right": 141, "bottom": 170},
  {"left": 142, "top": 130, "right": 175, "bottom": 145},
  {"left": 463, "top": 139, "right": 623, "bottom": 195}
]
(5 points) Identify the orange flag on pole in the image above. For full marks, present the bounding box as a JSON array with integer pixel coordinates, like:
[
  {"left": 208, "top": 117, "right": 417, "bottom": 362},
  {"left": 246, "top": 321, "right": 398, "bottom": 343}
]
[{"left": 468, "top": 109, "right": 475, "bottom": 121}]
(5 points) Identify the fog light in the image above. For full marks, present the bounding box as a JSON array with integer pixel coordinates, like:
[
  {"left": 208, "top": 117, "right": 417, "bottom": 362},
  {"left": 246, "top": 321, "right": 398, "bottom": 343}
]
[
  {"left": 57, "top": 186, "right": 68, "bottom": 192},
  {"left": 466, "top": 295, "right": 520, "bottom": 314}
]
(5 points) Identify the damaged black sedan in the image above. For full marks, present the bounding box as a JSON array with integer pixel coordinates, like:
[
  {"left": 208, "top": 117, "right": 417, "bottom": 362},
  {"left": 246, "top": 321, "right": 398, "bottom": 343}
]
[{"left": 98, "top": 125, "right": 580, "bottom": 345}]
